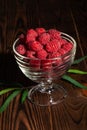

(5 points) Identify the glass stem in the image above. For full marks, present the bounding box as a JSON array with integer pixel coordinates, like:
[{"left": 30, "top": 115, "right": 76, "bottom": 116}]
[{"left": 39, "top": 80, "right": 53, "bottom": 93}]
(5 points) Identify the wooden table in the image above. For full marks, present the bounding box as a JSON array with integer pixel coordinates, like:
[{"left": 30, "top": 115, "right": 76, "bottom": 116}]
[{"left": 0, "top": 0, "right": 87, "bottom": 130}]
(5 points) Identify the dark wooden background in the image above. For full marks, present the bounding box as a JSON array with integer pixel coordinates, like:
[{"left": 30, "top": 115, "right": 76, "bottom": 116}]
[{"left": 0, "top": 0, "right": 87, "bottom": 130}]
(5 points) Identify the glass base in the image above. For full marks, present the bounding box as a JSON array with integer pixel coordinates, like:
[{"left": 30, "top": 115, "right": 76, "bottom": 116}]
[{"left": 28, "top": 83, "right": 67, "bottom": 106}]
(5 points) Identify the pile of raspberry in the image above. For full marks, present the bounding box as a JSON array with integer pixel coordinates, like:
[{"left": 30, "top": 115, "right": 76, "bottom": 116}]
[
  {"left": 16, "top": 28, "right": 73, "bottom": 58},
  {"left": 16, "top": 28, "right": 73, "bottom": 70}
]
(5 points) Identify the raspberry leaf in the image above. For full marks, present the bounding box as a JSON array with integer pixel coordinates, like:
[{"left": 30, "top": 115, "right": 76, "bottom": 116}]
[
  {"left": 0, "top": 89, "right": 21, "bottom": 113},
  {"left": 73, "top": 55, "right": 87, "bottom": 65},
  {"left": 0, "top": 88, "right": 19, "bottom": 96},
  {"left": 62, "top": 75, "right": 87, "bottom": 89},
  {"left": 21, "top": 89, "right": 28, "bottom": 103},
  {"left": 68, "top": 69, "right": 87, "bottom": 74}
]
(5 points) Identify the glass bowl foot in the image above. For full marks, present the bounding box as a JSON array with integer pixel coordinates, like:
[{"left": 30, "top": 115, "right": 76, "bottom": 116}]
[{"left": 28, "top": 83, "right": 67, "bottom": 106}]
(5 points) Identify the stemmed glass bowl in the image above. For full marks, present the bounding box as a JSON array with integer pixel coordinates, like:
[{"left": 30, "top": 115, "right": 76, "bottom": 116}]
[{"left": 13, "top": 32, "right": 76, "bottom": 106}]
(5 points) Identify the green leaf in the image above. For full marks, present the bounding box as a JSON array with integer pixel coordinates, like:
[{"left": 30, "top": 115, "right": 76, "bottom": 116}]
[
  {"left": 0, "top": 88, "right": 19, "bottom": 96},
  {"left": 73, "top": 55, "right": 87, "bottom": 65},
  {"left": 62, "top": 74, "right": 87, "bottom": 89},
  {"left": 0, "top": 89, "right": 21, "bottom": 113},
  {"left": 68, "top": 69, "right": 87, "bottom": 74},
  {"left": 21, "top": 89, "right": 28, "bottom": 103}
]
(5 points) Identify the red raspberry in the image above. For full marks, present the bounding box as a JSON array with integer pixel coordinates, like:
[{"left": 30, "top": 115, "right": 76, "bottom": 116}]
[
  {"left": 41, "top": 60, "right": 52, "bottom": 70},
  {"left": 30, "top": 60, "right": 40, "bottom": 69},
  {"left": 46, "top": 39, "right": 61, "bottom": 53},
  {"left": 48, "top": 52, "right": 62, "bottom": 67},
  {"left": 26, "top": 35, "right": 35, "bottom": 43},
  {"left": 16, "top": 44, "right": 26, "bottom": 55},
  {"left": 56, "top": 38, "right": 67, "bottom": 47},
  {"left": 26, "top": 50, "right": 36, "bottom": 58},
  {"left": 36, "top": 27, "right": 46, "bottom": 35},
  {"left": 38, "top": 33, "right": 51, "bottom": 45},
  {"left": 58, "top": 48, "right": 66, "bottom": 55},
  {"left": 49, "top": 52, "right": 61, "bottom": 58},
  {"left": 26, "top": 29, "right": 38, "bottom": 43},
  {"left": 36, "top": 49, "right": 48, "bottom": 59},
  {"left": 61, "top": 39, "right": 67, "bottom": 46},
  {"left": 27, "top": 29, "right": 38, "bottom": 37},
  {"left": 19, "top": 34, "right": 25, "bottom": 43},
  {"left": 29, "top": 41, "right": 43, "bottom": 52},
  {"left": 62, "top": 42, "right": 73, "bottom": 52},
  {"left": 48, "top": 29, "right": 61, "bottom": 40}
]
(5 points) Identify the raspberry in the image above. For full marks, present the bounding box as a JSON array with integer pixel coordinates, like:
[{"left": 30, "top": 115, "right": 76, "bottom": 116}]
[
  {"left": 62, "top": 42, "right": 73, "bottom": 52},
  {"left": 46, "top": 39, "right": 61, "bottom": 53},
  {"left": 48, "top": 29, "right": 61, "bottom": 40},
  {"left": 26, "top": 50, "right": 36, "bottom": 58},
  {"left": 28, "top": 41, "right": 43, "bottom": 52},
  {"left": 16, "top": 44, "right": 26, "bottom": 55},
  {"left": 38, "top": 32, "right": 51, "bottom": 45},
  {"left": 26, "top": 35, "right": 35, "bottom": 43},
  {"left": 27, "top": 29, "right": 38, "bottom": 37},
  {"left": 41, "top": 60, "right": 52, "bottom": 70},
  {"left": 30, "top": 60, "right": 40, "bottom": 69},
  {"left": 19, "top": 34, "right": 25, "bottom": 43},
  {"left": 49, "top": 52, "right": 61, "bottom": 58},
  {"left": 56, "top": 38, "right": 67, "bottom": 47},
  {"left": 36, "top": 27, "right": 46, "bottom": 35},
  {"left": 26, "top": 29, "right": 38, "bottom": 43},
  {"left": 36, "top": 49, "right": 48, "bottom": 59},
  {"left": 58, "top": 48, "right": 66, "bottom": 55},
  {"left": 48, "top": 52, "right": 62, "bottom": 66},
  {"left": 61, "top": 39, "right": 67, "bottom": 46}
]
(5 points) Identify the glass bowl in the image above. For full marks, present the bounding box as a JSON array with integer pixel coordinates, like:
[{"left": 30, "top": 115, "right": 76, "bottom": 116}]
[{"left": 13, "top": 32, "right": 76, "bottom": 106}]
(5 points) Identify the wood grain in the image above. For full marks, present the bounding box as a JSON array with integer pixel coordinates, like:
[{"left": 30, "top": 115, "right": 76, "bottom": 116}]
[{"left": 0, "top": 0, "right": 87, "bottom": 130}]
